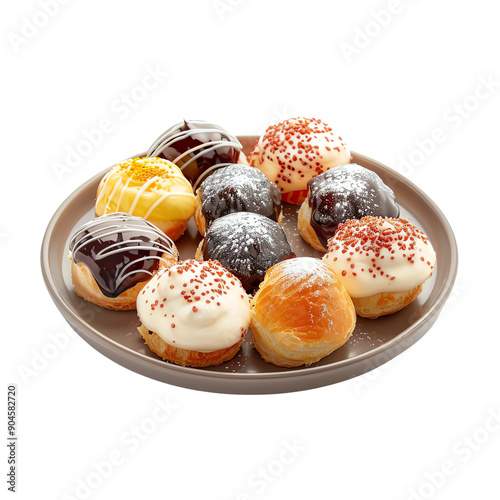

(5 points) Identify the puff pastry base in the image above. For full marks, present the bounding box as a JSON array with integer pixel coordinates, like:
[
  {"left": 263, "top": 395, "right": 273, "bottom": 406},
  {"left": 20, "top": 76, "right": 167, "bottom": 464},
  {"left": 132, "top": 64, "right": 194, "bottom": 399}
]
[
  {"left": 138, "top": 324, "right": 242, "bottom": 367},
  {"left": 297, "top": 199, "right": 327, "bottom": 252},
  {"left": 70, "top": 253, "right": 176, "bottom": 311},
  {"left": 352, "top": 284, "right": 423, "bottom": 319}
]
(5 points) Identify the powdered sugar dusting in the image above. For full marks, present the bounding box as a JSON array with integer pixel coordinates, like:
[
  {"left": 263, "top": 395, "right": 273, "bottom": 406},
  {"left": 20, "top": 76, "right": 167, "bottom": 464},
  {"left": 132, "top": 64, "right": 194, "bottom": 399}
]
[
  {"left": 203, "top": 212, "right": 295, "bottom": 290},
  {"left": 200, "top": 164, "right": 281, "bottom": 224},
  {"left": 276, "top": 257, "right": 333, "bottom": 286},
  {"left": 308, "top": 163, "right": 399, "bottom": 232}
]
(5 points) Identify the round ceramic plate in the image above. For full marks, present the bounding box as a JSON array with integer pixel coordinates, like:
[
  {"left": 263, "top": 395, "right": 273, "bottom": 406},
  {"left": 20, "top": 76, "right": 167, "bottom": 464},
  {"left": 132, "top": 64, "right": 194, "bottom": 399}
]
[{"left": 41, "top": 136, "right": 458, "bottom": 394}]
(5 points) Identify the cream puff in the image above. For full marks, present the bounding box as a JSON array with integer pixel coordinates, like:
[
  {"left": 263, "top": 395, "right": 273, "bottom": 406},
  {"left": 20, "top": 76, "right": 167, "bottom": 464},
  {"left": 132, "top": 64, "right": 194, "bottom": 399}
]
[
  {"left": 196, "top": 212, "right": 295, "bottom": 292},
  {"left": 147, "top": 119, "right": 248, "bottom": 190},
  {"left": 250, "top": 257, "right": 356, "bottom": 367},
  {"left": 95, "top": 156, "right": 196, "bottom": 241},
  {"left": 248, "top": 117, "right": 351, "bottom": 205},
  {"left": 136, "top": 259, "right": 251, "bottom": 367},
  {"left": 298, "top": 164, "right": 400, "bottom": 252},
  {"left": 323, "top": 216, "right": 436, "bottom": 319},
  {"left": 69, "top": 213, "right": 178, "bottom": 310},
  {"left": 194, "top": 163, "right": 282, "bottom": 236}
]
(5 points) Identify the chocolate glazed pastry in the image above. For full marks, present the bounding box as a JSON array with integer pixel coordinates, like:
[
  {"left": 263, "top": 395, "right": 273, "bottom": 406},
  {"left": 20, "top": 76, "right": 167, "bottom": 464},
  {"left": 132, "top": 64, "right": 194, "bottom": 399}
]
[
  {"left": 199, "top": 212, "right": 295, "bottom": 292},
  {"left": 195, "top": 164, "right": 282, "bottom": 235},
  {"left": 69, "top": 213, "right": 178, "bottom": 298},
  {"left": 147, "top": 119, "right": 244, "bottom": 189},
  {"left": 302, "top": 164, "right": 399, "bottom": 250}
]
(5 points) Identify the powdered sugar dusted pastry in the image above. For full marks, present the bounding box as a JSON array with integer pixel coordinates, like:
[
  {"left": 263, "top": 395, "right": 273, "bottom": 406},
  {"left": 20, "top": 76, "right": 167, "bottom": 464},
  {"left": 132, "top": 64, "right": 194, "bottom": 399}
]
[
  {"left": 95, "top": 157, "right": 195, "bottom": 241},
  {"left": 248, "top": 117, "right": 351, "bottom": 205},
  {"left": 147, "top": 119, "right": 248, "bottom": 190},
  {"left": 298, "top": 164, "right": 400, "bottom": 251},
  {"left": 136, "top": 259, "right": 251, "bottom": 367},
  {"left": 197, "top": 212, "right": 295, "bottom": 292},
  {"left": 323, "top": 216, "right": 436, "bottom": 318},
  {"left": 194, "top": 163, "right": 282, "bottom": 235},
  {"left": 69, "top": 213, "right": 178, "bottom": 310},
  {"left": 250, "top": 257, "right": 356, "bottom": 367}
]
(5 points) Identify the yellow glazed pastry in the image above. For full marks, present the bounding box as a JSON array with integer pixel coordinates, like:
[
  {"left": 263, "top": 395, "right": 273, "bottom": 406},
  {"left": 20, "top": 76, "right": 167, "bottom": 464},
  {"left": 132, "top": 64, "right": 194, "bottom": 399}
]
[{"left": 95, "top": 157, "right": 196, "bottom": 240}]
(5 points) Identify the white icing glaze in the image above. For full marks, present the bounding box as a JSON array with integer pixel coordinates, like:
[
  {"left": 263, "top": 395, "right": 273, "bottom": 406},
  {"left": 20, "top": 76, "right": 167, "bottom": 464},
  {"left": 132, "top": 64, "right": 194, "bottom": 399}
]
[
  {"left": 249, "top": 117, "right": 351, "bottom": 194},
  {"left": 136, "top": 260, "right": 251, "bottom": 352},
  {"left": 323, "top": 217, "right": 436, "bottom": 298}
]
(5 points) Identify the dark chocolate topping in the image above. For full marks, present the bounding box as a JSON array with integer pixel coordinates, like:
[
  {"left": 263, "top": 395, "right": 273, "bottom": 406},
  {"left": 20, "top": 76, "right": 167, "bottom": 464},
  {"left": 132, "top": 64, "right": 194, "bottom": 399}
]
[
  {"left": 308, "top": 164, "right": 399, "bottom": 248},
  {"left": 199, "top": 164, "right": 282, "bottom": 227},
  {"left": 69, "top": 213, "right": 178, "bottom": 298},
  {"left": 202, "top": 212, "right": 295, "bottom": 292},
  {"left": 147, "top": 119, "right": 242, "bottom": 189}
]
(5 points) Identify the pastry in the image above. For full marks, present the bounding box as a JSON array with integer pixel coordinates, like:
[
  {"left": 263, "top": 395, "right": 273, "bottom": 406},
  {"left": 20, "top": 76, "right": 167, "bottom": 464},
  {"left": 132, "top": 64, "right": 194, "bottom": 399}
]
[
  {"left": 323, "top": 216, "right": 436, "bottom": 318},
  {"left": 95, "top": 156, "right": 195, "bottom": 241},
  {"left": 248, "top": 117, "right": 351, "bottom": 205},
  {"left": 250, "top": 257, "right": 356, "bottom": 367},
  {"left": 196, "top": 212, "right": 295, "bottom": 292},
  {"left": 298, "top": 164, "right": 400, "bottom": 251},
  {"left": 69, "top": 213, "right": 178, "bottom": 310},
  {"left": 147, "top": 119, "right": 248, "bottom": 189},
  {"left": 194, "top": 163, "right": 282, "bottom": 235},
  {"left": 136, "top": 259, "right": 251, "bottom": 367}
]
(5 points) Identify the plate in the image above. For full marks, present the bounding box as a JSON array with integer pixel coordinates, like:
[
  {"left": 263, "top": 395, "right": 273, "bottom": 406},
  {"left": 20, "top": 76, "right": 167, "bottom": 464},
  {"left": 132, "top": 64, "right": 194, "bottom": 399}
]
[{"left": 40, "top": 136, "right": 458, "bottom": 394}]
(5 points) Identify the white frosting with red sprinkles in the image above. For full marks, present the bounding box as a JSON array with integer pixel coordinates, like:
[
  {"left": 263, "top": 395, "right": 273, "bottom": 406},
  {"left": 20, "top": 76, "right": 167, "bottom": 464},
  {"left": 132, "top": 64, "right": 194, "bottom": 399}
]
[
  {"left": 323, "top": 216, "right": 436, "bottom": 298},
  {"left": 137, "top": 260, "right": 250, "bottom": 352},
  {"left": 248, "top": 117, "right": 350, "bottom": 194}
]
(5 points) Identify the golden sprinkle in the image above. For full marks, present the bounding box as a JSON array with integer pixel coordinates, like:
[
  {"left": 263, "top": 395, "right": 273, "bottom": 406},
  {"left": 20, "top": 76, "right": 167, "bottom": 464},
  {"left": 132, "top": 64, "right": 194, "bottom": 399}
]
[{"left": 118, "top": 157, "right": 179, "bottom": 182}]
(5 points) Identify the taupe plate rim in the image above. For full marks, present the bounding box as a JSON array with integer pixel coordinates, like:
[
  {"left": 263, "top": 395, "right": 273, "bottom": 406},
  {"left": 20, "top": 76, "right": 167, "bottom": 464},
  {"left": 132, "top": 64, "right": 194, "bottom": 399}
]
[{"left": 40, "top": 139, "right": 458, "bottom": 392}]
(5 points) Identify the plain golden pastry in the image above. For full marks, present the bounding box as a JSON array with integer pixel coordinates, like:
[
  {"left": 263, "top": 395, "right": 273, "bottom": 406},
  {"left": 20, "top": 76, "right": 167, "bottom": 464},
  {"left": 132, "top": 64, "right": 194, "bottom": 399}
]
[
  {"left": 298, "top": 163, "right": 399, "bottom": 252},
  {"left": 323, "top": 216, "right": 436, "bottom": 318},
  {"left": 69, "top": 213, "right": 178, "bottom": 310},
  {"left": 248, "top": 117, "right": 351, "bottom": 205},
  {"left": 250, "top": 257, "right": 356, "bottom": 367},
  {"left": 136, "top": 259, "right": 251, "bottom": 367},
  {"left": 95, "top": 156, "right": 195, "bottom": 241},
  {"left": 194, "top": 163, "right": 282, "bottom": 236}
]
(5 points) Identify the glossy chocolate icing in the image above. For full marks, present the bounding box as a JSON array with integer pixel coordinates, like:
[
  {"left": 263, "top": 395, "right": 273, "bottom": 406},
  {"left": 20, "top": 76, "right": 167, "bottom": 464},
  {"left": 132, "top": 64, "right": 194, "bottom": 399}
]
[
  {"left": 201, "top": 212, "right": 295, "bottom": 292},
  {"left": 200, "top": 164, "right": 282, "bottom": 227},
  {"left": 147, "top": 119, "right": 242, "bottom": 189},
  {"left": 308, "top": 164, "right": 399, "bottom": 248},
  {"left": 69, "top": 213, "right": 178, "bottom": 298}
]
